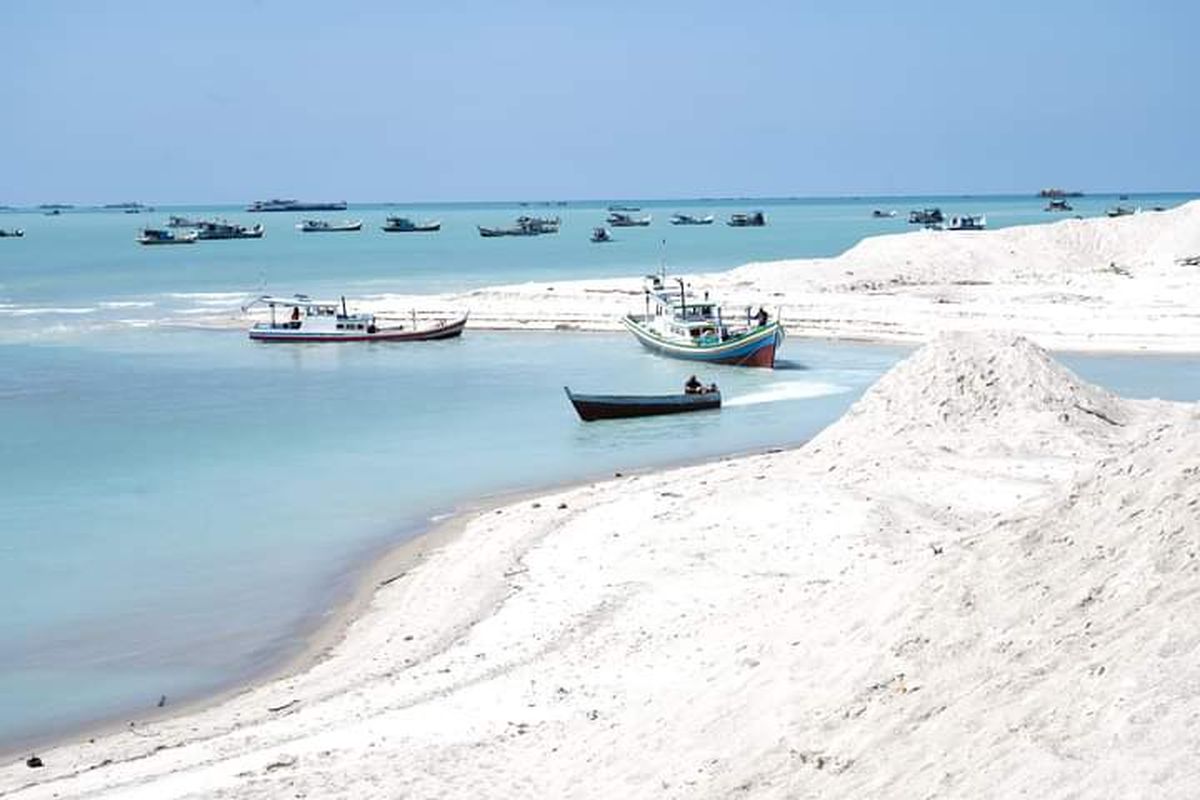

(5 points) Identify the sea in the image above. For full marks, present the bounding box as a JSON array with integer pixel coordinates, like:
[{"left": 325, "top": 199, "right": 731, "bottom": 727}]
[{"left": 1, "top": 193, "right": 1198, "bottom": 752}]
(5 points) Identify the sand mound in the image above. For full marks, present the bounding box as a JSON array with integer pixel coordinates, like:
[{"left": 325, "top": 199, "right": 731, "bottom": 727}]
[{"left": 812, "top": 331, "right": 1128, "bottom": 458}]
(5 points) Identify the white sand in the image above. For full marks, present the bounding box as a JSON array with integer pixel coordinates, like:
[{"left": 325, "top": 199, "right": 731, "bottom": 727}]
[
  {"left": 5, "top": 332, "right": 1198, "bottom": 798},
  {"left": 219, "top": 200, "right": 1200, "bottom": 353}
]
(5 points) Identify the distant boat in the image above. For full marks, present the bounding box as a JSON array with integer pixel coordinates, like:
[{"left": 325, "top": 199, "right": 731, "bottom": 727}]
[
  {"left": 564, "top": 385, "right": 721, "bottom": 422},
  {"left": 194, "top": 220, "right": 265, "bottom": 240},
  {"left": 727, "top": 211, "right": 765, "bottom": 227},
  {"left": 607, "top": 212, "right": 652, "bottom": 227},
  {"left": 622, "top": 273, "right": 784, "bottom": 368},
  {"left": 0, "top": 228, "right": 24, "bottom": 238},
  {"left": 1044, "top": 199, "right": 1073, "bottom": 212},
  {"left": 669, "top": 213, "right": 714, "bottom": 225},
  {"left": 946, "top": 214, "right": 987, "bottom": 231},
  {"left": 382, "top": 216, "right": 441, "bottom": 233},
  {"left": 137, "top": 228, "right": 198, "bottom": 245},
  {"left": 167, "top": 215, "right": 203, "bottom": 228},
  {"left": 246, "top": 199, "right": 347, "bottom": 212},
  {"left": 44, "top": 209, "right": 62, "bottom": 216},
  {"left": 244, "top": 295, "right": 468, "bottom": 342},
  {"left": 296, "top": 219, "right": 363, "bottom": 232},
  {"left": 590, "top": 226, "right": 612, "bottom": 243},
  {"left": 1106, "top": 205, "right": 1137, "bottom": 217},
  {"left": 908, "top": 208, "right": 944, "bottom": 225},
  {"left": 1038, "top": 188, "right": 1084, "bottom": 198},
  {"left": 871, "top": 209, "right": 897, "bottom": 218},
  {"left": 607, "top": 205, "right": 641, "bottom": 212},
  {"left": 478, "top": 216, "right": 559, "bottom": 237}
]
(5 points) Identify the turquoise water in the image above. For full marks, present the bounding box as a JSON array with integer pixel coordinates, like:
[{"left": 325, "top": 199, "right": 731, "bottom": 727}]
[{"left": 2, "top": 194, "right": 1198, "bottom": 752}]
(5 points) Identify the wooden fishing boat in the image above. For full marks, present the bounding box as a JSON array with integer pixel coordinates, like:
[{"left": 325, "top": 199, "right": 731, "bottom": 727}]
[
  {"left": 244, "top": 295, "right": 468, "bottom": 342},
  {"left": 727, "top": 211, "right": 765, "bottom": 227},
  {"left": 382, "top": 216, "right": 441, "bottom": 232},
  {"left": 669, "top": 214, "right": 714, "bottom": 225},
  {"left": 564, "top": 386, "right": 721, "bottom": 422},
  {"left": 0, "top": 228, "right": 24, "bottom": 238},
  {"left": 194, "top": 220, "right": 264, "bottom": 239},
  {"left": 137, "top": 228, "right": 198, "bottom": 245},
  {"left": 590, "top": 226, "right": 612, "bottom": 243},
  {"left": 607, "top": 212, "right": 652, "bottom": 227},
  {"left": 622, "top": 274, "right": 785, "bottom": 368},
  {"left": 296, "top": 219, "right": 363, "bottom": 232}
]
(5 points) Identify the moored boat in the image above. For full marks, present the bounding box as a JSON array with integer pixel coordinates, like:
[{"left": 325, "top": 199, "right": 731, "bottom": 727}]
[
  {"left": 382, "top": 216, "right": 441, "bottom": 233},
  {"left": 622, "top": 274, "right": 784, "bottom": 368},
  {"left": 195, "top": 220, "right": 264, "bottom": 240},
  {"left": 1106, "top": 205, "right": 1138, "bottom": 217},
  {"left": 296, "top": 219, "right": 363, "bottom": 232},
  {"left": 0, "top": 228, "right": 24, "bottom": 238},
  {"left": 137, "top": 228, "right": 198, "bottom": 245},
  {"left": 871, "top": 209, "right": 897, "bottom": 218},
  {"left": 727, "top": 211, "right": 765, "bottom": 227},
  {"left": 1044, "top": 198, "right": 1073, "bottom": 212},
  {"left": 908, "top": 208, "right": 944, "bottom": 225},
  {"left": 243, "top": 295, "right": 468, "bottom": 342},
  {"left": 564, "top": 385, "right": 721, "bottom": 422},
  {"left": 669, "top": 213, "right": 715, "bottom": 225},
  {"left": 590, "top": 226, "right": 612, "bottom": 243},
  {"left": 167, "top": 215, "right": 203, "bottom": 228},
  {"left": 478, "top": 216, "right": 560, "bottom": 237},
  {"left": 607, "top": 212, "right": 652, "bottom": 227},
  {"left": 946, "top": 214, "right": 986, "bottom": 231}
]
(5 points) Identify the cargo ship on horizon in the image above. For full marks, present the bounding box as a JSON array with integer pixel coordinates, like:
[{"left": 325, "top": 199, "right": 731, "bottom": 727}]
[{"left": 246, "top": 198, "right": 348, "bottom": 212}]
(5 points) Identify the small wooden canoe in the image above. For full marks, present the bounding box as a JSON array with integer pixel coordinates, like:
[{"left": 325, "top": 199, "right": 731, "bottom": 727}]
[{"left": 564, "top": 386, "right": 721, "bottom": 422}]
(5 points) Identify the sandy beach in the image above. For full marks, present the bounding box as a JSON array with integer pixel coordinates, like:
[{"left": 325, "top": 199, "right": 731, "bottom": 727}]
[{"left": 6, "top": 209, "right": 1200, "bottom": 798}]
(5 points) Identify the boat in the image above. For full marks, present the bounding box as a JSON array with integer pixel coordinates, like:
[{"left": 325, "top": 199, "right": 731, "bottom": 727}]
[
  {"left": 871, "top": 209, "right": 897, "bottom": 218},
  {"left": 244, "top": 295, "right": 468, "bottom": 342},
  {"left": 0, "top": 228, "right": 24, "bottom": 238},
  {"left": 621, "top": 273, "right": 785, "bottom": 368},
  {"left": 246, "top": 199, "right": 348, "bottom": 212},
  {"left": 908, "top": 208, "right": 944, "bottom": 225},
  {"left": 194, "top": 220, "right": 265, "bottom": 239},
  {"left": 44, "top": 209, "right": 61, "bottom": 216},
  {"left": 137, "top": 228, "right": 198, "bottom": 245},
  {"left": 564, "top": 385, "right": 721, "bottom": 422},
  {"left": 478, "top": 216, "right": 560, "bottom": 237},
  {"left": 1106, "top": 205, "right": 1137, "bottom": 217},
  {"left": 296, "top": 219, "right": 363, "bottom": 232},
  {"left": 727, "top": 211, "right": 765, "bottom": 227},
  {"left": 1044, "top": 199, "right": 1073, "bottom": 212},
  {"left": 607, "top": 205, "right": 641, "bottom": 212},
  {"left": 946, "top": 214, "right": 987, "bottom": 231},
  {"left": 607, "top": 212, "right": 652, "bottom": 227},
  {"left": 167, "top": 215, "right": 203, "bottom": 228},
  {"left": 590, "top": 226, "right": 612, "bottom": 243},
  {"left": 669, "top": 214, "right": 715, "bottom": 225},
  {"left": 382, "top": 216, "right": 441, "bottom": 232},
  {"left": 1038, "top": 188, "right": 1083, "bottom": 198}
]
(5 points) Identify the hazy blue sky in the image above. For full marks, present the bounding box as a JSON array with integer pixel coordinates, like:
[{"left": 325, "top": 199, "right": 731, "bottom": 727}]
[{"left": 3, "top": 0, "right": 1196, "bottom": 204}]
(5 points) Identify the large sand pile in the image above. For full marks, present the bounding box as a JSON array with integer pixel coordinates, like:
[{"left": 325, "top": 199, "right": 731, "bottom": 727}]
[{"left": 4, "top": 333, "right": 1198, "bottom": 799}]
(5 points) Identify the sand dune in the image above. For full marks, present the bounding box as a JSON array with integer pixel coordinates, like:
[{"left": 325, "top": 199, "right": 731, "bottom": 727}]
[{"left": 5, "top": 333, "right": 1197, "bottom": 798}]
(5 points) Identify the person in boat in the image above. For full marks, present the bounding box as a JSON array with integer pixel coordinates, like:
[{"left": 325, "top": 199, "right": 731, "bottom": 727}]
[
  {"left": 755, "top": 307, "right": 769, "bottom": 327},
  {"left": 290, "top": 306, "right": 301, "bottom": 328},
  {"left": 684, "top": 374, "right": 704, "bottom": 395}
]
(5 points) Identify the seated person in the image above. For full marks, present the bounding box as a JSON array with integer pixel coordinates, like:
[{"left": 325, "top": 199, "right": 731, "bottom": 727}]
[{"left": 684, "top": 374, "right": 704, "bottom": 394}]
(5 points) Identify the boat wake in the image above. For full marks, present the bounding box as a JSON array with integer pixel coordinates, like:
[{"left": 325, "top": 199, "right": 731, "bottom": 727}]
[{"left": 724, "top": 380, "right": 850, "bottom": 407}]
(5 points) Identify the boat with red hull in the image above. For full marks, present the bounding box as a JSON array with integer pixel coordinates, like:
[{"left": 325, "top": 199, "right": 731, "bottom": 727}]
[
  {"left": 244, "top": 295, "right": 467, "bottom": 342},
  {"left": 564, "top": 386, "right": 721, "bottom": 421}
]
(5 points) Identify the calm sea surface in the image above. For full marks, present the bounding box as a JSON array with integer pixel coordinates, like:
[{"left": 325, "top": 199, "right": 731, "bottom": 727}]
[{"left": 1, "top": 194, "right": 1197, "bottom": 751}]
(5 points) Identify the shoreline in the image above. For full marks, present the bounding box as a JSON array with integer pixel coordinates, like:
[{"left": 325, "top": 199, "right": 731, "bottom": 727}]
[{"left": 1, "top": 438, "right": 812, "bottom": 764}]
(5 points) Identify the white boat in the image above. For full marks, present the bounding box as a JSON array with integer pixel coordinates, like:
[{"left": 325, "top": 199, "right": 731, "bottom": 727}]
[
  {"left": 590, "top": 226, "right": 612, "bottom": 243},
  {"left": 669, "top": 214, "right": 715, "bottom": 225},
  {"left": 137, "top": 228, "right": 198, "bottom": 245},
  {"left": 296, "top": 219, "right": 363, "bottom": 232},
  {"left": 946, "top": 214, "right": 986, "bottom": 231},
  {"left": 607, "top": 212, "right": 652, "bottom": 227},
  {"left": 194, "top": 220, "right": 264, "bottom": 240},
  {"left": 243, "top": 295, "right": 468, "bottom": 342},
  {"left": 621, "top": 273, "right": 785, "bottom": 368}
]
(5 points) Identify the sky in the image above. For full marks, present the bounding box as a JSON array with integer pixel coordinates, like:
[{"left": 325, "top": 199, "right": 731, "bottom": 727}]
[{"left": 2, "top": 0, "right": 1197, "bottom": 204}]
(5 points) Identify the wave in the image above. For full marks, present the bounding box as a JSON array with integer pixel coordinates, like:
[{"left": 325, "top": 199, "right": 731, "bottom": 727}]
[
  {"left": 0, "top": 306, "right": 97, "bottom": 316},
  {"left": 164, "top": 291, "right": 251, "bottom": 301},
  {"left": 724, "top": 380, "right": 850, "bottom": 407},
  {"left": 99, "top": 300, "right": 155, "bottom": 309}
]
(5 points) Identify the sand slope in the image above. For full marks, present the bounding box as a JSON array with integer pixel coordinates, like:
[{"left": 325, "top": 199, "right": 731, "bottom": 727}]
[{"left": 4, "top": 333, "right": 1197, "bottom": 798}]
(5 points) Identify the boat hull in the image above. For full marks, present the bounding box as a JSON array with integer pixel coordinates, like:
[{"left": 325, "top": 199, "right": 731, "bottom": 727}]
[
  {"left": 249, "top": 315, "right": 468, "bottom": 343},
  {"left": 622, "top": 316, "right": 783, "bottom": 368},
  {"left": 564, "top": 387, "right": 721, "bottom": 422}
]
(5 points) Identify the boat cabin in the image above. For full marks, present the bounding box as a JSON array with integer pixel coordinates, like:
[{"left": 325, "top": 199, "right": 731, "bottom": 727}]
[{"left": 247, "top": 295, "right": 379, "bottom": 334}]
